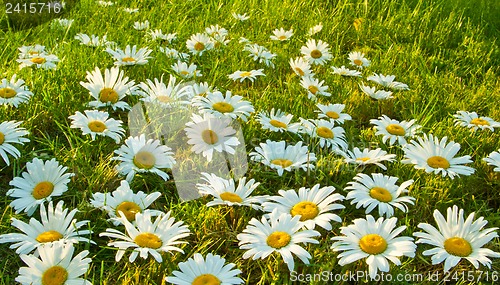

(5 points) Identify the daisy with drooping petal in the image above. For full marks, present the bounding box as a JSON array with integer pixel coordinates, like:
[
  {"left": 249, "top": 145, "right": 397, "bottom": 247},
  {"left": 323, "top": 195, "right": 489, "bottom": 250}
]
[
  {"left": 75, "top": 33, "right": 114, "bottom": 47},
  {"left": 270, "top": 28, "right": 293, "bottom": 41},
  {"left": 106, "top": 45, "right": 153, "bottom": 66},
  {"left": 190, "top": 82, "right": 214, "bottom": 97},
  {"left": 348, "top": 51, "right": 371, "bottom": 69},
  {"left": 331, "top": 65, "right": 362, "bottom": 77},
  {"left": 341, "top": 147, "right": 396, "bottom": 170},
  {"left": 300, "top": 76, "right": 331, "bottom": 100},
  {"left": 359, "top": 84, "right": 393, "bottom": 100},
  {"left": 122, "top": 7, "right": 139, "bottom": 13},
  {"left": 0, "top": 74, "right": 33, "bottom": 107},
  {"left": 453, "top": 111, "right": 500, "bottom": 132},
  {"left": 262, "top": 184, "right": 345, "bottom": 231},
  {"left": 0, "top": 201, "right": 93, "bottom": 255},
  {"left": 16, "top": 243, "right": 92, "bottom": 285},
  {"left": 166, "top": 253, "right": 243, "bottom": 285},
  {"left": 300, "top": 39, "right": 332, "bottom": 65},
  {"left": 289, "top": 57, "right": 313, "bottom": 77},
  {"left": 112, "top": 134, "right": 176, "bottom": 182},
  {"left": 370, "top": 115, "right": 422, "bottom": 146},
  {"left": 172, "top": 60, "right": 202, "bottom": 79},
  {"left": 205, "top": 24, "right": 228, "bottom": 39},
  {"left": 483, "top": 149, "right": 500, "bottom": 172},
  {"left": 315, "top": 103, "right": 352, "bottom": 124},
  {"left": 100, "top": 210, "right": 190, "bottom": 263},
  {"left": 300, "top": 119, "right": 348, "bottom": 152},
  {"left": 307, "top": 23, "right": 323, "bottom": 36},
  {"left": 98, "top": 0, "right": 114, "bottom": 6},
  {"left": 160, "top": 46, "right": 190, "bottom": 61},
  {"left": 243, "top": 43, "right": 276, "bottom": 68},
  {"left": 367, "top": 73, "right": 409, "bottom": 91},
  {"left": 133, "top": 20, "right": 149, "bottom": 30},
  {"left": 7, "top": 158, "right": 74, "bottom": 216},
  {"left": 186, "top": 33, "right": 214, "bottom": 56},
  {"left": 0, "top": 120, "right": 29, "bottom": 165},
  {"left": 51, "top": 18, "right": 74, "bottom": 29},
  {"left": 249, "top": 140, "right": 316, "bottom": 176},
  {"left": 228, "top": 69, "right": 265, "bottom": 82},
  {"left": 401, "top": 134, "right": 475, "bottom": 179},
  {"left": 345, "top": 173, "right": 415, "bottom": 218},
  {"left": 193, "top": 90, "right": 254, "bottom": 122},
  {"left": 137, "top": 74, "right": 193, "bottom": 107},
  {"left": 331, "top": 215, "right": 416, "bottom": 279},
  {"left": 232, "top": 12, "right": 249, "bottom": 21},
  {"left": 69, "top": 110, "right": 125, "bottom": 143},
  {"left": 413, "top": 205, "right": 500, "bottom": 272},
  {"left": 256, "top": 108, "right": 302, "bottom": 134}
]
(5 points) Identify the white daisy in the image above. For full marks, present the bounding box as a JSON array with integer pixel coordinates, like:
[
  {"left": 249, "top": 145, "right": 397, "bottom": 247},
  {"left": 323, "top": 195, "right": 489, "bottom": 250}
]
[
  {"left": 205, "top": 24, "right": 228, "bottom": 39},
  {"left": 7, "top": 158, "right": 74, "bottom": 216},
  {"left": 17, "top": 53, "right": 60, "bottom": 70},
  {"left": 232, "top": 12, "right": 250, "bottom": 21},
  {"left": 483, "top": 149, "right": 500, "bottom": 172},
  {"left": 307, "top": 23, "right": 323, "bottom": 36},
  {"left": 331, "top": 215, "right": 416, "bottom": 279},
  {"left": 228, "top": 69, "right": 265, "bottom": 82},
  {"left": 190, "top": 81, "right": 214, "bottom": 97},
  {"left": 300, "top": 39, "right": 332, "bottom": 65},
  {"left": 413, "top": 205, "right": 500, "bottom": 272},
  {"left": 348, "top": 51, "right": 371, "bottom": 69},
  {"left": 270, "top": 28, "right": 293, "bottom": 41},
  {"left": 341, "top": 147, "right": 396, "bottom": 170},
  {"left": 367, "top": 73, "right": 410, "bottom": 91},
  {"left": 401, "top": 134, "right": 475, "bottom": 179},
  {"left": 133, "top": 20, "right": 150, "bottom": 31},
  {"left": 98, "top": 0, "right": 114, "bottom": 6},
  {"left": 159, "top": 47, "right": 190, "bottom": 61},
  {"left": 243, "top": 43, "right": 276, "bottom": 68},
  {"left": 193, "top": 90, "right": 254, "bottom": 122},
  {"left": 345, "top": 173, "right": 415, "bottom": 218},
  {"left": 300, "top": 76, "right": 331, "bottom": 100},
  {"left": 331, "top": 65, "right": 362, "bottom": 77},
  {"left": 146, "top": 29, "right": 171, "bottom": 42},
  {"left": 289, "top": 57, "right": 314, "bottom": 77},
  {"left": 122, "top": 7, "right": 139, "bottom": 13},
  {"left": 69, "top": 110, "right": 124, "bottom": 143},
  {"left": 172, "top": 60, "right": 202, "bottom": 79},
  {"left": 315, "top": 103, "right": 352, "bottom": 124},
  {"left": 0, "top": 120, "right": 29, "bottom": 165},
  {"left": 51, "top": 18, "right": 74, "bottom": 29},
  {"left": 359, "top": 84, "right": 393, "bottom": 100},
  {"left": 74, "top": 33, "right": 114, "bottom": 47},
  {"left": 99, "top": 210, "right": 190, "bottom": 263},
  {"left": 137, "top": 74, "right": 193, "bottom": 107},
  {"left": 186, "top": 33, "right": 214, "bottom": 56},
  {"left": 0, "top": 74, "right": 33, "bottom": 107},
  {"left": 256, "top": 108, "right": 302, "bottom": 133},
  {"left": 106, "top": 45, "right": 153, "bottom": 66},
  {"left": 18, "top": 44, "right": 46, "bottom": 59},
  {"left": 453, "top": 111, "right": 500, "bottom": 132},
  {"left": 370, "top": 115, "right": 422, "bottom": 146},
  {"left": 300, "top": 119, "right": 348, "bottom": 152}
]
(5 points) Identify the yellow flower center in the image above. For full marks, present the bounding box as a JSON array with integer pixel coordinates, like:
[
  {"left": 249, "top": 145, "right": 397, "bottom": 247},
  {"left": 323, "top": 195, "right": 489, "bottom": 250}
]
[
  {"left": 316, "top": 126, "right": 334, "bottom": 139},
  {"left": 278, "top": 35, "right": 287, "bottom": 40},
  {"left": 266, "top": 231, "right": 291, "bottom": 249},
  {"left": 192, "top": 274, "right": 221, "bottom": 285},
  {"left": 369, "top": 187, "right": 393, "bottom": 202},
  {"left": 32, "top": 181, "right": 55, "bottom": 200},
  {"left": 310, "top": 49, "right": 322, "bottom": 59},
  {"left": 134, "top": 233, "right": 163, "bottom": 249},
  {"left": 271, "top": 159, "right": 293, "bottom": 168},
  {"left": 99, "top": 88, "right": 119, "bottom": 104},
  {"left": 294, "top": 67, "right": 305, "bottom": 77},
  {"left": 427, "top": 156, "right": 450, "bottom": 169},
  {"left": 290, "top": 201, "right": 319, "bottom": 221},
  {"left": 41, "top": 266, "right": 68, "bottom": 285},
  {"left": 353, "top": 59, "right": 363, "bottom": 66},
  {"left": 212, "top": 102, "right": 234, "bottom": 113},
  {"left": 385, "top": 124, "right": 405, "bottom": 136},
  {"left": 359, "top": 234, "right": 387, "bottom": 255},
  {"left": 31, "top": 57, "right": 46, "bottom": 64},
  {"left": 133, "top": 151, "right": 156, "bottom": 169},
  {"left": 201, "top": 130, "right": 218, "bottom": 145},
  {"left": 240, "top": 71, "right": 252, "bottom": 77},
  {"left": 356, "top": 157, "right": 370, "bottom": 162},
  {"left": 87, "top": 121, "right": 107, "bottom": 133},
  {"left": 180, "top": 71, "right": 190, "bottom": 76},
  {"left": 269, "top": 119, "right": 287, "bottom": 129},
  {"left": 0, "top": 132, "right": 4, "bottom": 145},
  {"left": 0, "top": 87, "right": 17, "bottom": 99},
  {"left": 194, "top": 42, "right": 205, "bottom": 51},
  {"left": 444, "top": 237, "right": 472, "bottom": 257},
  {"left": 157, "top": 95, "right": 171, "bottom": 103},
  {"left": 219, "top": 192, "right": 243, "bottom": 203},
  {"left": 470, "top": 118, "right": 490, "bottom": 126},
  {"left": 308, "top": 85, "right": 319, "bottom": 94},
  {"left": 116, "top": 201, "right": 142, "bottom": 221},
  {"left": 326, "top": 111, "right": 340, "bottom": 119},
  {"left": 122, "top": 57, "right": 136, "bottom": 63},
  {"left": 36, "top": 230, "right": 63, "bottom": 243}
]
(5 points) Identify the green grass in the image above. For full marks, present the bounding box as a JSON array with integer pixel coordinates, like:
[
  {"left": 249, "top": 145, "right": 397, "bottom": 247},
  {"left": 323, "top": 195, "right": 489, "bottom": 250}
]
[{"left": 1, "top": 0, "right": 499, "bottom": 284}]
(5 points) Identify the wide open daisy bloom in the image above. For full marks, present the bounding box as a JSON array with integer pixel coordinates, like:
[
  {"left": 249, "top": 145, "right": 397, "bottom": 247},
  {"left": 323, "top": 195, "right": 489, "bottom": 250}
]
[
  {"left": 359, "top": 84, "right": 393, "bottom": 100},
  {"left": 367, "top": 73, "right": 409, "bottom": 91},
  {"left": 262, "top": 184, "right": 344, "bottom": 231},
  {"left": 342, "top": 147, "right": 396, "bottom": 170},
  {"left": 300, "top": 76, "right": 331, "bottom": 100},
  {"left": 228, "top": 69, "right": 265, "bottom": 82},
  {"left": 166, "top": 253, "right": 243, "bottom": 285},
  {"left": 256, "top": 108, "right": 301, "bottom": 134},
  {"left": 138, "top": 74, "right": 192, "bottom": 107},
  {"left": 193, "top": 90, "right": 254, "bottom": 122},
  {"left": 184, "top": 113, "right": 240, "bottom": 162},
  {"left": 172, "top": 60, "right": 202, "bottom": 79},
  {"left": 483, "top": 149, "right": 500, "bottom": 172},
  {"left": 0, "top": 74, "right": 33, "bottom": 107},
  {"left": 289, "top": 57, "right": 314, "bottom": 77},
  {"left": 106, "top": 45, "right": 153, "bottom": 66},
  {"left": 237, "top": 210, "right": 320, "bottom": 271},
  {"left": 80, "top": 66, "right": 138, "bottom": 110},
  {"left": 413, "top": 205, "right": 500, "bottom": 272},
  {"left": 270, "top": 27, "right": 293, "bottom": 41},
  {"left": 196, "top": 172, "right": 262, "bottom": 209},
  {"left": 345, "top": 173, "right": 415, "bottom": 218},
  {"left": 100, "top": 210, "right": 190, "bottom": 263},
  {"left": 17, "top": 53, "right": 60, "bottom": 70},
  {"left": 0, "top": 201, "right": 93, "bottom": 255},
  {"left": 249, "top": 140, "right": 316, "bottom": 176},
  {"left": 370, "top": 115, "right": 422, "bottom": 146},
  {"left": 90, "top": 180, "right": 162, "bottom": 226},
  {"left": 112, "top": 134, "right": 176, "bottom": 182},
  {"left": 401, "top": 134, "right": 475, "bottom": 179},
  {"left": 7, "top": 158, "right": 74, "bottom": 216},
  {"left": 0, "top": 120, "right": 29, "bottom": 165},
  {"left": 186, "top": 33, "right": 214, "bottom": 56},
  {"left": 453, "top": 111, "right": 500, "bottom": 132},
  {"left": 331, "top": 215, "right": 416, "bottom": 279},
  {"left": 331, "top": 65, "right": 362, "bottom": 77},
  {"left": 69, "top": 110, "right": 125, "bottom": 143},
  {"left": 300, "top": 39, "right": 332, "bottom": 65},
  {"left": 16, "top": 244, "right": 92, "bottom": 285},
  {"left": 348, "top": 51, "right": 371, "bottom": 69},
  {"left": 315, "top": 103, "right": 352, "bottom": 124},
  {"left": 300, "top": 119, "right": 348, "bottom": 152}
]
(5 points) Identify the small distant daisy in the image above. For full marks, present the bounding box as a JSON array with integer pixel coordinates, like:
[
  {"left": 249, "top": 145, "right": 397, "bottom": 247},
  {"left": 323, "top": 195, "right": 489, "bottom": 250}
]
[
  {"left": 256, "top": 108, "right": 301, "bottom": 133},
  {"left": 331, "top": 215, "right": 416, "bottom": 279},
  {"left": 17, "top": 53, "right": 60, "bottom": 70},
  {"left": 138, "top": 74, "right": 193, "bottom": 107},
  {"left": 159, "top": 47, "right": 189, "bottom": 61},
  {"left": 453, "top": 111, "right": 500, "bottom": 132},
  {"left": 232, "top": 12, "right": 249, "bottom": 21},
  {"left": 122, "top": 7, "right": 139, "bottom": 13},
  {"left": 7, "top": 158, "right": 74, "bottom": 216},
  {"left": 69, "top": 110, "right": 125, "bottom": 143},
  {"left": 301, "top": 119, "right": 348, "bottom": 152},
  {"left": 300, "top": 76, "right": 331, "bottom": 100},
  {"left": 133, "top": 20, "right": 150, "bottom": 31},
  {"left": 370, "top": 115, "right": 422, "bottom": 146},
  {"left": 341, "top": 147, "right": 396, "bottom": 170},
  {"left": 0, "top": 120, "right": 29, "bottom": 165},
  {"left": 112, "top": 134, "right": 176, "bottom": 182},
  {"left": 348, "top": 51, "right": 371, "bottom": 69},
  {"left": 289, "top": 57, "right": 313, "bottom": 77},
  {"left": 186, "top": 33, "right": 214, "bottom": 56},
  {"left": 237, "top": 210, "right": 320, "bottom": 271},
  {"left": 98, "top": 0, "right": 114, "bottom": 6},
  {"left": 401, "top": 134, "right": 475, "bottom": 179},
  {"left": 331, "top": 65, "right": 362, "bottom": 77},
  {"left": 172, "top": 60, "right": 202, "bottom": 79},
  {"left": 300, "top": 39, "right": 332, "bottom": 65},
  {"left": 99, "top": 211, "right": 190, "bottom": 263},
  {"left": 413, "top": 205, "right": 500, "bottom": 272},
  {"left": 249, "top": 140, "right": 316, "bottom": 176},
  {"left": 51, "top": 18, "right": 74, "bottom": 29},
  {"left": 359, "top": 84, "right": 393, "bottom": 100},
  {"left": 228, "top": 69, "right": 265, "bottom": 82},
  {"left": 147, "top": 29, "right": 170, "bottom": 41},
  {"left": 367, "top": 73, "right": 409, "bottom": 91},
  {"left": 345, "top": 173, "right": 415, "bottom": 218},
  {"left": 106, "top": 45, "right": 153, "bottom": 66},
  {"left": 193, "top": 90, "right": 254, "bottom": 122},
  {"left": 315, "top": 103, "right": 352, "bottom": 124},
  {"left": 75, "top": 33, "right": 114, "bottom": 47},
  {"left": 307, "top": 23, "right": 323, "bottom": 36},
  {"left": 190, "top": 82, "right": 214, "bottom": 97},
  {"left": 270, "top": 28, "right": 293, "bottom": 41},
  {"left": 262, "top": 184, "right": 345, "bottom": 230},
  {"left": 483, "top": 149, "right": 500, "bottom": 172},
  {"left": 166, "top": 253, "right": 243, "bottom": 285}
]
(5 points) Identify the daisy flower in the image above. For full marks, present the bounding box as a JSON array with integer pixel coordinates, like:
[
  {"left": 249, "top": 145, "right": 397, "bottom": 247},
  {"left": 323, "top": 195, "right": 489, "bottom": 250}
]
[
  {"left": 401, "top": 134, "right": 475, "bottom": 179},
  {"left": 262, "top": 184, "right": 345, "bottom": 230},
  {"left": 147, "top": 29, "right": 171, "bottom": 42},
  {"left": 80, "top": 66, "right": 138, "bottom": 110},
  {"left": 0, "top": 201, "right": 93, "bottom": 255},
  {"left": 300, "top": 76, "right": 331, "bottom": 100},
  {"left": 238, "top": 210, "right": 320, "bottom": 271},
  {"left": 166, "top": 253, "right": 243, "bottom": 285},
  {"left": 16, "top": 244, "right": 92, "bottom": 285},
  {"left": 51, "top": 18, "right": 74, "bottom": 29},
  {"left": 345, "top": 173, "right": 415, "bottom": 218},
  {"left": 190, "top": 81, "right": 214, "bottom": 97},
  {"left": 413, "top": 205, "right": 500, "bottom": 272},
  {"left": 75, "top": 33, "right": 114, "bottom": 47},
  {"left": 0, "top": 73, "right": 34, "bottom": 107},
  {"left": 193, "top": 90, "right": 254, "bottom": 122},
  {"left": 359, "top": 84, "right": 393, "bottom": 100},
  {"left": 196, "top": 172, "right": 262, "bottom": 209},
  {"left": 186, "top": 33, "right": 214, "bottom": 56},
  {"left": 17, "top": 53, "right": 60, "bottom": 70},
  {"left": 315, "top": 103, "right": 352, "bottom": 124},
  {"left": 99, "top": 210, "right": 190, "bottom": 263},
  {"left": 137, "top": 74, "right": 193, "bottom": 107},
  {"left": 160, "top": 47, "right": 190, "bottom": 61},
  {"left": 98, "top": 0, "right": 114, "bottom": 6},
  {"left": 300, "top": 119, "right": 348, "bottom": 152},
  {"left": 205, "top": 24, "right": 228, "bottom": 38},
  {"left": 90, "top": 180, "right": 162, "bottom": 225},
  {"left": 270, "top": 28, "right": 293, "bottom": 41},
  {"left": 300, "top": 39, "right": 332, "bottom": 65},
  {"left": 112, "top": 134, "right": 176, "bottom": 182},
  {"left": 483, "top": 149, "right": 500, "bottom": 172},
  {"left": 307, "top": 23, "right": 323, "bottom": 36},
  {"left": 289, "top": 57, "right": 313, "bottom": 77},
  {"left": 0, "top": 120, "right": 30, "bottom": 165},
  {"left": 331, "top": 215, "right": 416, "bottom": 279},
  {"left": 249, "top": 140, "right": 316, "bottom": 176},
  {"left": 69, "top": 110, "right": 125, "bottom": 143},
  {"left": 367, "top": 73, "right": 409, "bottom": 91},
  {"left": 243, "top": 43, "right": 276, "bottom": 68},
  {"left": 341, "top": 147, "right": 396, "bottom": 170},
  {"left": 7, "top": 158, "right": 74, "bottom": 216},
  {"left": 172, "top": 60, "right": 202, "bottom": 79},
  {"left": 184, "top": 113, "right": 240, "bottom": 162},
  {"left": 348, "top": 51, "right": 371, "bottom": 69},
  {"left": 18, "top": 44, "right": 45, "bottom": 59},
  {"left": 331, "top": 65, "right": 362, "bottom": 77},
  {"left": 106, "top": 45, "right": 153, "bottom": 66},
  {"left": 453, "top": 111, "right": 500, "bottom": 132},
  {"left": 228, "top": 69, "right": 265, "bottom": 82},
  {"left": 370, "top": 115, "right": 422, "bottom": 146},
  {"left": 232, "top": 12, "right": 249, "bottom": 21},
  {"left": 133, "top": 20, "right": 150, "bottom": 30},
  {"left": 122, "top": 7, "right": 139, "bottom": 13},
  {"left": 256, "top": 108, "right": 301, "bottom": 133}
]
